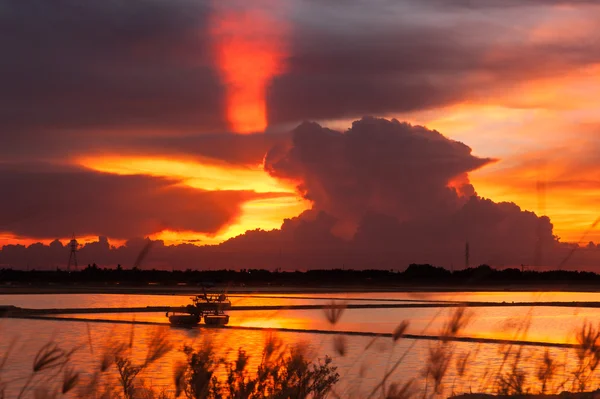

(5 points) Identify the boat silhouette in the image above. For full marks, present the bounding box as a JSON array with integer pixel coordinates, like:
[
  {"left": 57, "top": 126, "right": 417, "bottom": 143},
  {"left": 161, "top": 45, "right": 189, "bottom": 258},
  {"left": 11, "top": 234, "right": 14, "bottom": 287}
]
[{"left": 166, "top": 289, "right": 231, "bottom": 327}]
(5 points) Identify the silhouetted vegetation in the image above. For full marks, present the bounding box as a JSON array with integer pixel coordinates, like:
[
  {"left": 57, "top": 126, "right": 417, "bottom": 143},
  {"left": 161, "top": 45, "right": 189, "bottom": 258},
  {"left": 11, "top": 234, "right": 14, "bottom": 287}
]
[
  {"left": 0, "top": 327, "right": 339, "bottom": 399},
  {"left": 2, "top": 264, "right": 600, "bottom": 289}
]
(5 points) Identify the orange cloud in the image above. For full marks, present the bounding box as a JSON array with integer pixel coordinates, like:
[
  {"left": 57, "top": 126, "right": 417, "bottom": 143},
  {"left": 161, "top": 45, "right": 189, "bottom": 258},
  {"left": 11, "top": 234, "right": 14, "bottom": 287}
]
[
  {"left": 420, "top": 106, "right": 600, "bottom": 244},
  {"left": 0, "top": 234, "right": 117, "bottom": 247},
  {"left": 78, "top": 155, "right": 294, "bottom": 194},
  {"left": 152, "top": 196, "right": 311, "bottom": 245},
  {"left": 393, "top": 55, "right": 600, "bottom": 246},
  {"left": 78, "top": 155, "right": 310, "bottom": 244},
  {"left": 469, "top": 155, "right": 600, "bottom": 245},
  {"left": 210, "top": 0, "right": 288, "bottom": 133},
  {"left": 529, "top": 5, "right": 597, "bottom": 46}
]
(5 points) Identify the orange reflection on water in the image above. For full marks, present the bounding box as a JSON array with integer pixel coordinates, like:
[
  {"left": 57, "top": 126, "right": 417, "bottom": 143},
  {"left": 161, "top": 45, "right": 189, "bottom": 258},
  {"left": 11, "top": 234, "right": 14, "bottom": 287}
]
[
  {"left": 209, "top": 0, "right": 288, "bottom": 133},
  {"left": 12, "top": 292, "right": 600, "bottom": 396},
  {"left": 234, "top": 310, "right": 317, "bottom": 331}
]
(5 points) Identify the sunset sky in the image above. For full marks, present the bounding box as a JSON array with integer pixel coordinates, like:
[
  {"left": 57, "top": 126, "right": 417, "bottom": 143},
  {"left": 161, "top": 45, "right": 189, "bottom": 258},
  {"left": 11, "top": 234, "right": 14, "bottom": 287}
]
[{"left": 2, "top": 0, "right": 600, "bottom": 257}]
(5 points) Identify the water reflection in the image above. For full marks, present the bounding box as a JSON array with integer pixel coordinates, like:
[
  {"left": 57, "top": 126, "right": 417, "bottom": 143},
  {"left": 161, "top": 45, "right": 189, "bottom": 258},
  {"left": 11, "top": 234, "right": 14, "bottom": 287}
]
[
  {"left": 6, "top": 290, "right": 600, "bottom": 310},
  {"left": 49, "top": 305, "right": 600, "bottom": 345},
  {"left": 0, "top": 315, "right": 598, "bottom": 397},
  {"left": 4, "top": 291, "right": 600, "bottom": 396},
  {"left": 0, "top": 293, "right": 426, "bottom": 310}
]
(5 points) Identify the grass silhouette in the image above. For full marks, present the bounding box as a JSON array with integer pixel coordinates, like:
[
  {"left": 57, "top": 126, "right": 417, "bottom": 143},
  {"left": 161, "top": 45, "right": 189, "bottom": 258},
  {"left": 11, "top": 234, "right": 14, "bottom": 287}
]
[{"left": 0, "top": 323, "right": 339, "bottom": 399}]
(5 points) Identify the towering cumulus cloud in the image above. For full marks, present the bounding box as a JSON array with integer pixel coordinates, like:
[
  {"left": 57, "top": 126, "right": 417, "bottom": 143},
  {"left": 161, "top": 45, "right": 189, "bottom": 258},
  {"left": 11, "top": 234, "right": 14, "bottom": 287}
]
[
  {"left": 265, "top": 117, "right": 492, "bottom": 237},
  {"left": 256, "top": 117, "right": 557, "bottom": 268},
  {"left": 0, "top": 117, "right": 566, "bottom": 270}
]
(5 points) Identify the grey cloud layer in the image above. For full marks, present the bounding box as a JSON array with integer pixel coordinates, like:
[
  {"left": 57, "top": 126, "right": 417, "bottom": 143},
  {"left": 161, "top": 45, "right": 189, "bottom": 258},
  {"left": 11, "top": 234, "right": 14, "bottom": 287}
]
[
  {"left": 0, "top": 164, "right": 266, "bottom": 239},
  {"left": 2, "top": 0, "right": 600, "bottom": 164},
  {"left": 1, "top": 0, "right": 222, "bottom": 134}
]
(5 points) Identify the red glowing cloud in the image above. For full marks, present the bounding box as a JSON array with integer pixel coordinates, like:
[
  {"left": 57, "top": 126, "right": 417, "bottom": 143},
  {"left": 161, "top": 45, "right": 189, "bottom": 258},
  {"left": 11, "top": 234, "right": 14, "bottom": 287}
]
[{"left": 210, "top": 0, "right": 288, "bottom": 133}]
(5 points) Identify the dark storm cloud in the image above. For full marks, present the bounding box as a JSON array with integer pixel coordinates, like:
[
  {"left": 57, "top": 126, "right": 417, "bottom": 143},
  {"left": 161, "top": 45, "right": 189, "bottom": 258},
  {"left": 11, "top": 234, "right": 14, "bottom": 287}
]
[
  {"left": 267, "top": 0, "right": 600, "bottom": 123},
  {"left": 265, "top": 117, "right": 492, "bottom": 233},
  {"left": 424, "top": 0, "right": 600, "bottom": 8},
  {"left": 350, "top": 198, "right": 557, "bottom": 267},
  {"left": 268, "top": 15, "right": 485, "bottom": 122},
  {"left": 305, "top": 0, "right": 600, "bottom": 9},
  {"left": 1, "top": 131, "right": 292, "bottom": 167},
  {"left": 0, "top": 164, "right": 265, "bottom": 239},
  {"left": 93, "top": 132, "right": 293, "bottom": 166},
  {"left": 258, "top": 117, "right": 558, "bottom": 268},
  {"left": 0, "top": 0, "right": 225, "bottom": 134},
  {"left": 0, "top": 0, "right": 287, "bottom": 165},
  {"left": 3, "top": 0, "right": 600, "bottom": 161},
  {"left": 210, "top": 199, "right": 560, "bottom": 270}
]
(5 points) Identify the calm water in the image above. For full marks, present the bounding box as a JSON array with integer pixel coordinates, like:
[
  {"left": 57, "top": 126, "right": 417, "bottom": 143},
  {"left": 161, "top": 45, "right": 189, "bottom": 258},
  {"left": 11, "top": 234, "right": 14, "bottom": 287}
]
[{"left": 1, "top": 291, "right": 599, "bottom": 397}]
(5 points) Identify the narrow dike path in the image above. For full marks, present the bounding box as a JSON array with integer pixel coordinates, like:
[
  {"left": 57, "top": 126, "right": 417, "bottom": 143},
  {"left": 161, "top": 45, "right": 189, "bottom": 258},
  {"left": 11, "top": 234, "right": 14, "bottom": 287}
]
[{"left": 6, "top": 300, "right": 600, "bottom": 316}]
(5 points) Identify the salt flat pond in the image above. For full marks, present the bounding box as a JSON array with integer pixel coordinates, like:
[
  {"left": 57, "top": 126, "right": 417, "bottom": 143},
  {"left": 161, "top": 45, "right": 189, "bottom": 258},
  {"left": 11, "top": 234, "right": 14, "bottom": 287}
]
[{"left": 1, "top": 291, "right": 599, "bottom": 397}]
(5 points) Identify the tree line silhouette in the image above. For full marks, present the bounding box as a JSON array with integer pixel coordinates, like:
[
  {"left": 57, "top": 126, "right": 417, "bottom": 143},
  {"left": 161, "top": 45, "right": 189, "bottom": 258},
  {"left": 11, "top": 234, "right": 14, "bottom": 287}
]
[{"left": 2, "top": 263, "right": 600, "bottom": 287}]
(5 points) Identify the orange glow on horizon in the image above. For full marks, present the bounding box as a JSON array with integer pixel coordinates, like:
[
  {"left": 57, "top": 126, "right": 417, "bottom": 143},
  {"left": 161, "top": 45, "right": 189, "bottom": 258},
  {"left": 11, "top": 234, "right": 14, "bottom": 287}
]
[
  {"left": 0, "top": 197, "right": 311, "bottom": 248},
  {"left": 0, "top": 234, "right": 124, "bottom": 248},
  {"left": 210, "top": 0, "right": 288, "bottom": 133},
  {"left": 152, "top": 196, "right": 311, "bottom": 245},
  {"left": 77, "top": 155, "right": 311, "bottom": 246}
]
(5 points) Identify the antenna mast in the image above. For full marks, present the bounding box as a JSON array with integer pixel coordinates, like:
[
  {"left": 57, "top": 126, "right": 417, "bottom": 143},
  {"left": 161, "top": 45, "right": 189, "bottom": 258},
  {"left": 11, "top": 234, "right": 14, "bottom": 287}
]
[{"left": 67, "top": 233, "right": 79, "bottom": 272}]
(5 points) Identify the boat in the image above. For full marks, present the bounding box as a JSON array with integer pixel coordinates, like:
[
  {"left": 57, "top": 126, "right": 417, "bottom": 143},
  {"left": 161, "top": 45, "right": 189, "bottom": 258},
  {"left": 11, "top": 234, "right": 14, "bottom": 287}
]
[
  {"left": 198, "top": 291, "right": 230, "bottom": 325},
  {"left": 166, "top": 288, "right": 231, "bottom": 326},
  {"left": 166, "top": 311, "right": 201, "bottom": 326},
  {"left": 204, "top": 313, "right": 230, "bottom": 325}
]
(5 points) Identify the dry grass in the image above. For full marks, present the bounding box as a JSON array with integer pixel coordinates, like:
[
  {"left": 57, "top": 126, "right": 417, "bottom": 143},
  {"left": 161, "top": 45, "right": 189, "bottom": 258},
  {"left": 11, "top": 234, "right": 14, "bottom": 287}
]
[
  {"left": 320, "top": 302, "right": 600, "bottom": 398},
  {"left": 0, "top": 324, "right": 339, "bottom": 399}
]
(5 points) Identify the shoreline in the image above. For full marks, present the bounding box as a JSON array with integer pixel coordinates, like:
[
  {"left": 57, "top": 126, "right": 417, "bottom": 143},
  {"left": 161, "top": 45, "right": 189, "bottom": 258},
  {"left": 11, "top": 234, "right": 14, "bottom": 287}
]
[{"left": 2, "top": 283, "right": 600, "bottom": 295}]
